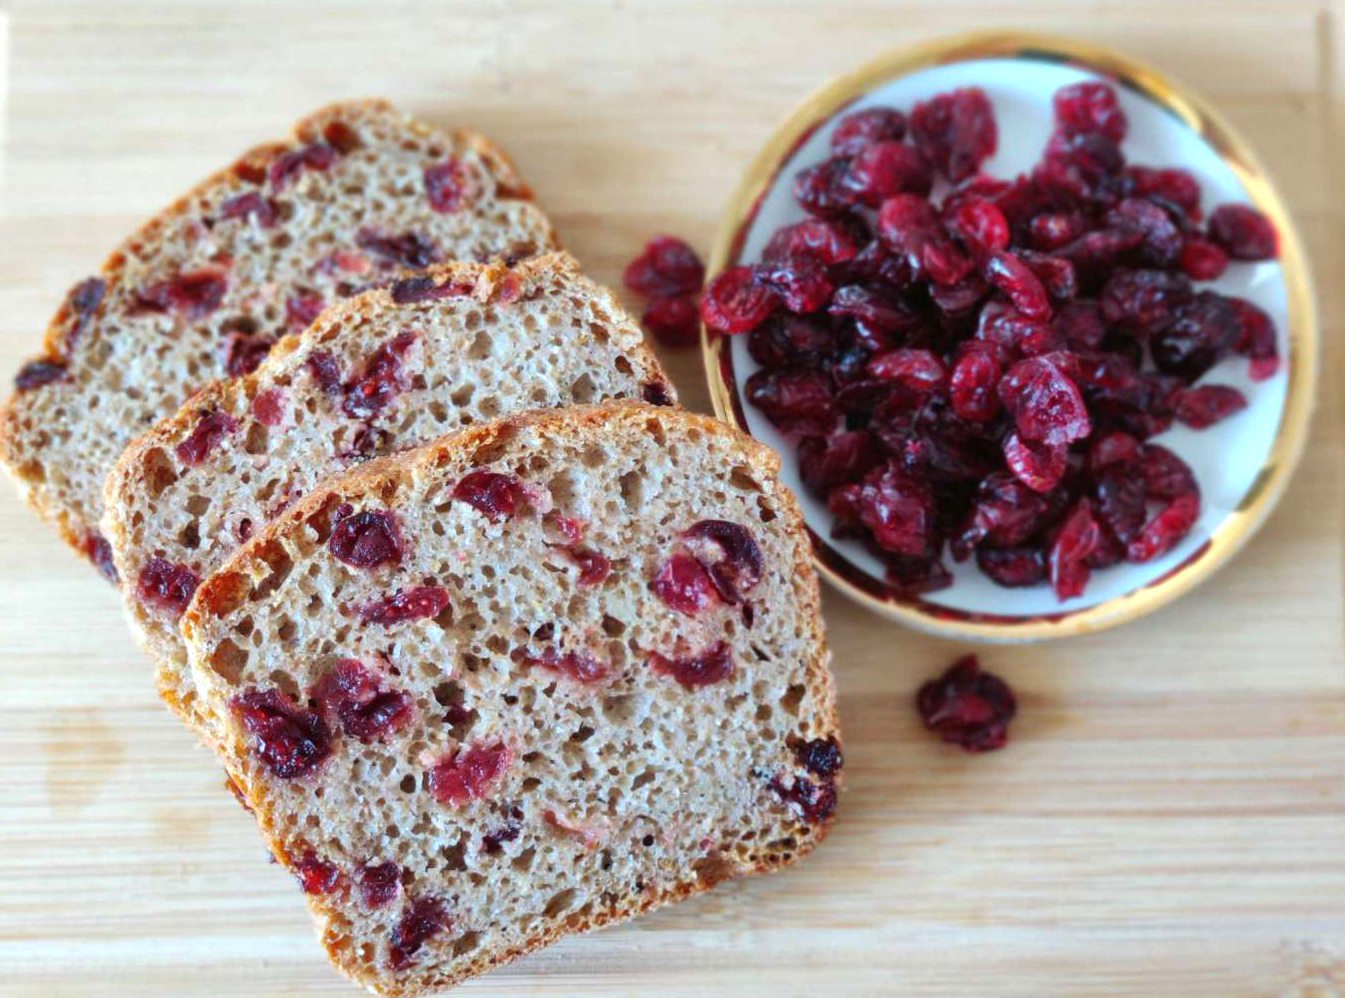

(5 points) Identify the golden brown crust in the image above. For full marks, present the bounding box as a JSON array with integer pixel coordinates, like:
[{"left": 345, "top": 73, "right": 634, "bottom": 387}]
[
  {"left": 0, "top": 98, "right": 558, "bottom": 560},
  {"left": 181, "top": 401, "right": 840, "bottom": 997}
]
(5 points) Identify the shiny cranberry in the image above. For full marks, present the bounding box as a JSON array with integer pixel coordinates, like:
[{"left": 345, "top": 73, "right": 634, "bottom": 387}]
[
  {"left": 953, "top": 472, "right": 1049, "bottom": 554},
  {"left": 312, "top": 659, "right": 414, "bottom": 740},
  {"left": 1052, "top": 300, "right": 1106, "bottom": 350},
  {"left": 452, "top": 470, "right": 523, "bottom": 522},
  {"left": 137, "top": 558, "right": 199, "bottom": 616},
  {"left": 1106, "top": 197, "right": 1183, "bottom": 267},
  {"left": 355, "top": 229, "right": 439, "bottom": 269},
  {"left": 1178, "top": 237, "right": 1229, "bottom": 281},
  {"left": 744, "top": 368, "right": 836, "bottom": 434},
  {"left": 947, "top": 197, "right": 1010, "bottom": 253},
  {"left": 1053, "top": 81, "right": 1128, "bottom": 142},
  {"left": 1003, "top": 432, "right": 1066, "bottom": 493},
  {"left": 269, "top": 142, "right": 336, "bottom": 190},
  {"left": 875, "top": 193, "right": 944, "bottom": 274},
  {"left": 976, "top": 545, "right": 1046, "bottom": 587},
  {"left": 868, "top": 348, "right": 947, "bottom": 399},
  {"left": 839, "top": 141, "right": 933, "bottom": 205},
  {"left": 523, "top": 646, "right": 608, "bottom": 684},
  {"left": 388, "top": 897, "right": 449, "bottom": 970},
  {"left": 359, "top": 585, "right": 449, "bottom": 624},
  {"left": 137, "top": 268, "right": 228, "bottom": 318},
  {"left": 827, "top": 284, "right": 919, "bottom": 334},
  {"left": 830, "top": 106, "right": 907, "bottom": 155},
  {"left": 1017, "top": 251, "right": 1077, "bottom": 301},
  {"left": 218, "top": 191, "right": 277, "bottom": 228},
  {"left": 700, "top": 266, "right": 778, "bottom": 333},
  {"left": 1207, "top": 203, "right": 1277, "bottom": 260},
  {"left": 294, "top": 851, "right": 341, "bottom": 895},
  {"left": 231, "top": 687, "right": 332, "bottom": 778},
  {"left": 763, "top": 219, "right": 859, "bottom": 265},
  {"left": 221, "top": 333, "right": 275, "bottom": 376},
  {"left": 329, "top": 509, "right": 403, "bottom": 569},
  {"left": 768, "top": 774, "right": 837, "bottom": 824},
  {"left": 1048, "top": 500, "right": 1100, "bottom": 601},
  {"left": 998, "top": 356, "right": 1090, "bottom": 445},
  {"left": 754, "top": 257, "right": 833, "bottom": 314},
  {"left": 917, "top": 654, "right": 1016, "bottom": 752},
  {"left": 341, "top": 329, "right": 416, "bottom": 418},
  {"left": 624, "top": 236, "right": 704, "bottom": 297},
  {"left": 305, "top": 350, "right": 343, "bottom": 392},
  {"left": 1028, "top": 211, "right": 1090, "bottom": 251},
  {"left": 423, "top": 158, "right": 470, "bottom": 213},
  {"left": 794, "top": 736, "right": 844, "bottom": 777},
  {"left": 1174, "top": 384, "right": 1247, "bottom": 429},
  {"left": 798, "top": 431, "right": 880, "bottom": 492},
  {"left": 651, "top": 552, "right": 719, "bottom": 616},
  {"left": 1123, "top": 166, "right": 1202, "bottom": 219},
  {"left": 984, "top": 250, "right": 1051, "bottom": 320},
  {"left": 748, "top": 314, "right": 836, "bottom": 367},
  {"left": 684, "top": 519, "right": 763, "bottom": 603},
  {"left": 910, "top": 87, "right": 997, "bottom": 182},
  {"left": 638, "top": 294, "right": 699, "bottom": 347},
  {"left": 1151, "top": 291, "right": 1241, "bottom": 382},
  {"left": 82, "top": 530, "right": 118, "bottom": 583},
  {"left": 793, "top": 157, "right": 852, "bottom": 217},
  {"left": 1139, "top": 444, "right": 1198, "bottom": 500},
  {"left": 829, "top": 463, "right": 935, "bottom": 558},
  {"left": 1099, "top": 268, "right": 1193, "bottom": 335},
  {"left": 1088, "top": 431, "right": 1141, "bottom": 472},
  {"left": 1127, "top": 493, "right": 1200, "bottom": 563},
  {"left": 14, "top": 359, "right": 66, "bottom": 391},
  {"left": 358, "top": 861, "right": 401, "bottom": 908},
  {"left": 428, "top": 742, "right": 509, "bottom": 806},
  {"left": 648, "top": 641, "right": 733, "bottom": 689}
]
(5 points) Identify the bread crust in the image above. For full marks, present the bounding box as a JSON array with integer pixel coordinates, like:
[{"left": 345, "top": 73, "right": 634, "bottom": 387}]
[
  {"left": 182, "top": 401, "right": 840, "bottom": 997},
  {"left": 0, "top": 98, "right": 559, "bottom": 559}
]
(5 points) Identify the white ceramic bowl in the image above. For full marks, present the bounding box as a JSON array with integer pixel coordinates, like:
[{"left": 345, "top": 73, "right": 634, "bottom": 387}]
[{"left": 703, "top": 32, "right": 1317, "bottom": 641}]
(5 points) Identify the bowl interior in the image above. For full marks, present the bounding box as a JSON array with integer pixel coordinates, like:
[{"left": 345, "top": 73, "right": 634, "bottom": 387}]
[{"left": 725, "top": 55, "right": 1293, "bottom": 622}]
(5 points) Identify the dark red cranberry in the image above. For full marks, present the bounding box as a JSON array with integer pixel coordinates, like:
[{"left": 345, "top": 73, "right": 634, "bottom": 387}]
[
  {"left": 949, "top": 345, "right": 1001, "bottom": 422},
  {"left": 641, "top": 379, "right": 675, "bottom": 406},
  {"left": 1089, "top": 431, "right": 1141, "bottom": 472},
  {"left": 651, "top": 552, "right": 719, "bottom": 616},
  {"left": 357, "top": 861, "right": 401, "bottom": 908},
  {"left": 1092, "top": 469, "right": 1147, "bottom": 545},
  {"left": 1048, "top": 499, "right": 1100, "bottom": 601},
  {"left": 388, "top": 897, "right": 449, "bottom": 970},
  {"left": 174, "top": 409, "right": 238, "bottom": 466},
  {"left": 648, "top": 641, "right": 733, "bottom": 689},
  {"left": 909, "top": 87, "right": 997, "bottom": 182},
  {"left": 998, "top": 356, "right": 1090, "bottom": 446},
  {"left": 754, "top": 257, "right": 834, "bottom": 314},
  {"left": 1174, "top": 384, "right": 1247, "bottom": 429},
  {"left": 830, "top": 106, "right": 907, "bottom": 155},
  {"left": 341, "top": 329, "right": 416, "bottom": 418},
  {"left": 1003, "top": 432, "right": 1066, "bottom": 493},
  {"left": 136, "top": 268, "right": 228, "bottom": 318},
  {"left": 452, "top": 470, "right": 523, "bottom": 522},
  {"left": 269, "top": 142, "right": 337, "bottom": 190},
  {"left": 839, "top": 141, "right": 933, "bottom": 205},
  {"left": 359, "top": 585, "right": 450, "bottom": 625},
  {"left": 69, "top": 276, "right": 106, "bottom": 317},
  {"left": 1127, "top": 492, "right": 1200, "bottom": 563},
  {"left": 222, "top": 333, "right": 275, "bottom": 376},
  {"left": 231, "top": 687, "right": 332, "bottom": 778},
  {"left": 389, "top": 274, "right": 472, "bottom": 304},
  {"left": 329, "top": 509, "right": 403, "bottom": 569},
  {"left": 763, "top": 219, "right": 859, "bottom": 265},
  {"left": 1052, "top": 300, "right": 1106, "bottom": 350},
  {"left": 428, "top": 742, "right": 509, "bottom": 806},
  {"left": 294, "top": 851, "right": 341, "bottom": 895},
  {"left": 798, "top": 430, "right": 880, "bottom": 492},
  {"left": 794, "top": 736, "right": 844, "bottom": 777},
  {"left": 642, "top": 294, "right": 701, "bottom": 347},
  {"left": 1106, "top": 197, "right": 1183, "bottom": 267},
  {"left": 1053, "top": 81, "right": 1128, "bottom": 142},
  {"left": 312, "top": 659, "right": 414, "bottom": 740},
  {"left": 305, "top": 350, "right": 343, "bottom": 392},
  {"left": 1123, "top": 166, "right": 1202, "bottom": 219},
  {"left": 768, "top": 774, "right": 837, "bottom": 824},
  {"left": 82, "top": 530, "right": 118, "bottom": 583},
  {"left": 482, "top": 808, "right": 524, "bottom": 854},
  {"left": 1028, "top": 211, "right": 1090, "bottom": 251},
  {"left": 285, "top": 291, "right": 325, "bottom": 330},
  {"left": 868, "top": 348, "right": 947, "bottom": 399},
  {"left": 793, "top": 156, "right": 852, "bottom": 217},
  {"left": 253, "top": 388, "right": 285, "bottom": 427},
  {"left": 523, "top": 646, "right": 608, "bottom": 684},
  {"left": 684, "top": 519, "right": 763, "bottom": 603},
  {"left": 744, "top": 368, "right": 836, "bottom": 435},
  {"left": 916, "top": 654, "right": 1016, "bottom": 752},
  {"left": 14, "top": 359, "right": 66, "bottom": 391},
  {"left": 829, "top": 463, "right": 935, "bottom": 558},
  {"left": 1178, "top": 237, "right": 1229, "bottom": 281},
  {"left": 623, "top": 236, "right": 705, "bottom": 297},
  {"left": 560, "top": 546, "right": 610, "bottom": 586},
  {"left": 976, "top": 545, "right": 1046, "bottom": 587},
  {"left": 947, "top": 197, "right": 1010, "bottom": 253},
  {"left": 137, "top": 558, "right": 199, "bottom": 616},
  {"left": 1151, "top": 291, "right": 1241, "bottom": 382},
  {"left": 1139, "top": 444, "right": 1198, "bottom": 500},
  {"left": 700, "top": 266, "right": 778, "bottom": 333},
  {"left": 984, "top": 250, "right": 1051, "bottom": 320},
  {"left": 423, "top": 158, "right": 471, "bottom": 213},
  {"left": 1099, "top": 268, "right": 1193, "bottom": 335},
  {"left": 1207, "top": 203, "right": 1277, "bottom": 260},
  {"left": 749, "top": 314, "right": 837, "bottom": 368},
  {"left": 355, "top": 229, "right": 439, "bottom": 269},
  {"left": 827, "top": 284, "right": 919, "bottom": 334},
  {"left": 218, "top": 191, "right": 277, "bottom": 228},
  {"left": 953, "top": 472, "right": 1050, "bottom": 554}
]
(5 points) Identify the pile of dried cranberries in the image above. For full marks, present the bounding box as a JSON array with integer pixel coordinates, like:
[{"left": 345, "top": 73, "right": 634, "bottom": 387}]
[{"left": 700, "top": 81, "right": 1281, "bottom": 601}]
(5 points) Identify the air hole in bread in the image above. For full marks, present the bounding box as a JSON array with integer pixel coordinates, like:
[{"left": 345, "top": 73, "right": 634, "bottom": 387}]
[{"left": 209, "top": 639, "right": 248, "bottom": 685}]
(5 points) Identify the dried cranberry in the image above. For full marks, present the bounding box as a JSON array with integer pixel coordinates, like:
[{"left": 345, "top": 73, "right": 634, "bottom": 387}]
[
  {"left": 793, "top": 157, "right": 852, "bottom": 217},
  {"left": 482, "top": 809, "right": 524, "bottom": 854},
  {"left": 218, "top": 191, "right": 277, "bottom": 228},
  {"left": 754, "top": 257, "right": 834, "bottom": 314},
  {"left": 1048, "top": 499, "right": 1100, "bottom": 601},
  {"left": 137, "top": 558, "right": 199, "bottom": 616},
  {"left": 252, "top": 388, "right": 285, "bottom": 427},
  {"left": 1207, "top": 203, "right": 1277, "bottom": 260},
  {"left": 641, "top": 379, "right": 675, "bottom": 406},
  {"left": 984, "top": 250, "right": 1051, "bottom": 320},
  {"left": 1099, "top": 268, "right": 1193, "bottom": 335},
  {"left": 641, "top": 294, "right": 701, "bottom": 347},
  {"left": 82, "top": 530, "right": 118, "bottom": 583},
  {"left": 1151, "top": 291, "right": 1240, "bottom": 382},
  {"left": 1092, "top": 470, "right": 1147, "bottom": 544},
  {"left": 428, "top": 742, "right": 509, "bottom": 806},
  {"left": 1052, "top": 300, "right": 1106, "bottom": 350},
  {"left": 947, "top": 198, "right": 1010, "bottom": 253},
  {"left": 137, "top": 268, "right": 228, "bottom": 318},
  {"left": 1003, "top": 432, "right": 1066, "bottom": 493},
  {"left": 523, "top": 646, "right": 608, "bottom": 684},
  {"left": 452, "top": 470, "right": 523, "bottom": 522},
  {"left": 1028, "top": 211, "right": 1090, "bottom": 251},
  {"left": 329, "top": 509, "right": 403, "bottom": 569},
  {"left": 768, "top": 774, "right": 837, "bottom": 824},
  {"left": 355, "top": 229, "right": 439, "bottom": 269},
  {"left": 221, "top": 333, "right": 275, "bottom": 376},
  {"left": 359, "top": 585, "right": 450, "bottom": 624},
  {"left": 744, "top": 368, "right": 836, "bottom": 435},
  {"left": 1089, "top": 431, "right": 1141, "bottom": 472},
  {"left": 358, "top": 862, "right": 401, "bottom": 908},
  {"left": 423, "top": 158, "right": 471, "bottom": 213},
  {"left": 1053, "top": 81, "right": 1128, "bottom": 142},
  {"left": 748, "top": 314, "right": 836, "bottom": 367},
  {"left": 868, "top": 348, "right": 947, "bottom": 399},
  {"left": 976, "top": 545, "right": 1046, "bottom": 587},
  {"left": 1106, "top": 197, "right": 1183, "bottom": 267},
  {"left": 387, "top": 897, "right": 449, "bottom": 970},
  {"left": 827, "top": 284, "right": 919, "bottom": 334},
  {"left": 341, "top": 329, "right": 416, "bottom": 418},
  {"left": 953, "top": 472, "right": 1050, "bottom": 554},
  {"left": 231, "top": 687, "right": 332, "bottom": 778},
  {"left": 830, "top": 106, "right": 907, "bottom": 155},
  {"left": 1123, "top": 166, "right": 1202, "bottom": 219},
  {"left": 1178, "top": 237, "right": 1229, "bottom": 281},
  {"left": 794, "top": 736, "right": 844, "bottom": 777},
  {"left": 798, "top": 431, "right": 880, "bottom": 492},
  {"left": 312, "top": 659, "right": 414, "bottom": 740},
  {"left": 174, "top": 409, "right": 237, "bottom": 466},
  {"left": 909, "top": 87, "right": 997, "bottom": 182},
  {"left": 1174, "top": 384, "right": 1247, "bottom": 429},
  {"left": 651, "top": 552, "right": 719, "bottom": 616},
  {"left": 285, "top": 291, "right": 325, "bottom": 330},
  {"left": 294, "top": 852, "right": 341, "bottom": 895},
  {"left": 14, "top": 359, "right": 66, "bottom": 391},
  {"left": 917, "top": 655, "right": 1016, "bottom": 752},
  {"left": 624, "top": 236, "right": 705, "bottom": 297},
  {"left": 840, "top": 141, "right": 933, "bottom": 205},
  {"left": 1139, "top": 444, "right": 1198, "bottom": 500},
  {"left": 648, "top": 641, "right": 733, "bottom": 689},
  {"left": 700, "top": 266, "right": 778, "bottom": 333},
  {"left": 269, "top": 142, "right": 336, "bottom": 190},
  {"left": 560, "top": 545, "right": 611, "bottom": 586},
  {"left": 1127, "top": 493, "right": 1200, "bottom": 563},
  {"left": 389, "top": 274, "right": 472, "bottom": 304},
  {"left": 829, "top": 463, "right": 935, "bottom": 558},
  {"left": 763, "top": 219, "right": 860, "bottom": 265},
  {"left": 684, "top": 520, "right": 763, "bottom": 603},
  {"left": 998, "top": 356, "right": 1090, "bottom": 445},
  {"left": 305, "top": 350, "right": 343, "bottom": 392}
]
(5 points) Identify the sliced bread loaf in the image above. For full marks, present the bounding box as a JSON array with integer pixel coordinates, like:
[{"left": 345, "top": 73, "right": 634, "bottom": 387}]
[
  {"left": 101, "top": 252, "right": 675, "bottom": 730},
  {"left": 179, "top": 400, "right": 840, "bottom": 997},
  {"left": 1, "top": 99, "right": 555, "bottom": 568}
]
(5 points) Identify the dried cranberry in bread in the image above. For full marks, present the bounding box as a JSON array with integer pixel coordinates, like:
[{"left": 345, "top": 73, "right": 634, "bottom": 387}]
[
  {"left": 101, "top": 253, "right": 674, "bottom": 731},
  {"left": 180, "top": 401, "right": 839, "bottom": 996},
  {"left": 1, "top": 99, "right": 555, "bottom": 566}
]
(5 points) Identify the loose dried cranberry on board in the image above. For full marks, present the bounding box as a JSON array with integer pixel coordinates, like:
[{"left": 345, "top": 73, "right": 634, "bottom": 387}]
[
  {"left": 917, "top": 655, "right": 1016, "bottom": 752},
  {"left": 641, "top": 294, "right": 701, "bottom": 347},
  {"left": 624, "top": 236, "right": 705, "bottom": 297}
]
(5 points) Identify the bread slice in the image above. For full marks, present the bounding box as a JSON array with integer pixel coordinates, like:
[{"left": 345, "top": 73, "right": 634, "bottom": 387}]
[
  {"left": 179, "top": 400, "right": 840, "bottom": 997},
  {"left": 101, "top": 252, "right": 675, "bottom": 732},
  {"left": 1, "top": 99, "right": 556, "bottom": 568}
]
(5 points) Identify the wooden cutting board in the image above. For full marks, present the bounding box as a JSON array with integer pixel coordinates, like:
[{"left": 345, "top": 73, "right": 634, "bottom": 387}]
[{"left": 2, "top": 2, "right": 1342, "bottom": 995}]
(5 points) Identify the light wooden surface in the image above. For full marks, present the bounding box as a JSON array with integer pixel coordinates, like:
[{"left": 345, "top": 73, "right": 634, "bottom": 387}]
[{"left": 1, "top": 2, "right": 1342, "bottom": 996}]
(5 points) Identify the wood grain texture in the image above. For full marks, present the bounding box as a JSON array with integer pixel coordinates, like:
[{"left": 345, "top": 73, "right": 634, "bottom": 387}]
[{"left": 0, "top": 1, "right": 1342, "bottom": 995}]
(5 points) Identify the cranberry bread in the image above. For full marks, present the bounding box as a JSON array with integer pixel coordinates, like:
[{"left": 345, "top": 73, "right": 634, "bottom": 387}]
[
  {"left": 179, "top": 401, "right": 840, "bottom": 997},
  {"left": 101, "top": 252, "right": 675, "bottom": 731},
  {"left": 1, "top": 99, "right": 555, "bottom": 569}
]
